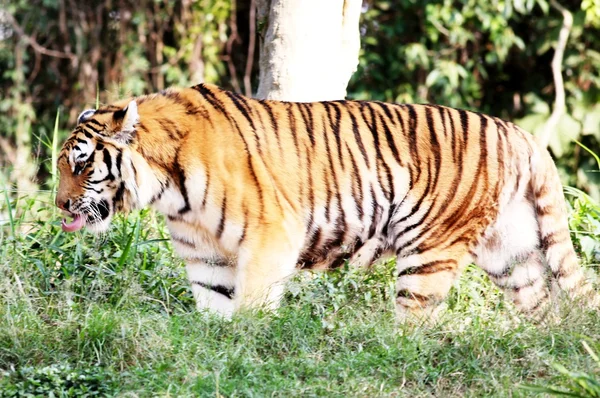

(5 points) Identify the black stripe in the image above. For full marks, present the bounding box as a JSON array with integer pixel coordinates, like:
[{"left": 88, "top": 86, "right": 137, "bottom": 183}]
[
  {"left": 193, "top": 84, "right": 228, "bottom": 114},
  {"left": 163, "top": 90, "right": 202, "bottom": 117},
  {"left": 192, "top": 281, "right": 234, "bottom": 299},
  {"left": 115, "top": 151, "right": 122, "bottom": 177},
  {"left": 97, "top": 199, "right": 110, "bottom": 220},
  {"left": 425, "top": 107, "right": 442, "bottom": 190},
  {"left": 348, "top": 109, "right": 371, "bottom": 168},
  {"left": 103, "top": 149, "right": 115, "bottom": 181},
  {"left": 396, "top": 290, "right": 432, "bottom": 303},
  {"left": 173, "top": 153, "right": 191, "bottom": 214},
  {"left": 478, "top": 114, "right": 489, "bottom": 190},
  {"left": 366, "top": 103, "right": 394, "bottom": 200},
  {"left": 88, "top": 119, "right": 104, "bottom": 128},
  {"left": 346, "top": 143, "right": 364, "bottom": 219},
  {"left": 324, "top": 170, "right": 332, "bottom": 221},
  {"left": 324, "top": 102, "right": 345, "bottom": 170},
  {"left": 225, "top": 91, "right": 256, "bottom": 130},
  {"left": 398, "top": 259, "right": 457, "bottom": 277},
  {"left": 395, "top": 159, "right": 433, "bottom": 225},
  {"left": 305, "top": 227, "right": 323, "bottom": 257},
  {"left": 286, "top": 103, "right": 300, "bottom": 155},
  {"left": 258, "top": 100, "right": 279, "bottom": 133},
  {"left": 194, "top": 85, "right": 264, "bottom": 214},
  {"left": 375, "top": 102, "right": 402, "bottom": 167},
  {"left": 113, "top": 182, "right": 125, "bottom": 211},
  {"left": 149, "top": 180, "right": 169, "bottom": 204},
  {"left": 216, "top": 196, "right": 227, "bottom": 239},
  {"left": 201, "top": 171, "right": 210, "bottom": 208},
  {"left": 407, "top": 104, "right": 420, "bottom": 169},
  {"left": 298, "top": 103, "right": 315, "bottom": 147},
  {"left": 321, "top": 112, "right": 347, "bottom": 243},
  {"left": 368, "top": 201, "right": 383, "bottom": 239},
  {"left": 394, "top": 160, "right": 435, "bottom": 254},
  {"left": 93, "top": 106, "right": 121, "bottom": 115},
  {"left": 238, "top": 207, "right": 249, "bottom": 246},
  {"left": 171, "top": 234, "right": 196, "bottom": 248},
  {"left": 306, "top": 145, "right": 315, "bottom": 227},
  {"left": 87, "top": 175, "right": 113, "bottom": 184},
  {"left": 85, "top": 124, "right": 102, "bottom": 134}
]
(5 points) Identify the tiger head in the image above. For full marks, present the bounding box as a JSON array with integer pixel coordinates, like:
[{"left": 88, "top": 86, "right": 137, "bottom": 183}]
[{"left": 56, "top": 100, "right": 141, "bottom": 233}]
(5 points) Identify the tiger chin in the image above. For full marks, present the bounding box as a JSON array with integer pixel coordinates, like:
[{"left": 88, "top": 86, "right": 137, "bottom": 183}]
[{"left": 56, "top": 83, "right": 598, "bottom": 322}]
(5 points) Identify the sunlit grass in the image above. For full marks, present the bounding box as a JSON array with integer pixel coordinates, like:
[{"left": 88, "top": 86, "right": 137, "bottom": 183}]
[
  {"left": 0, "top": 115, "right": 598, "bottom": 395},
  {"left": 0, "top": 190, "right": 598, "bottom": 396}
]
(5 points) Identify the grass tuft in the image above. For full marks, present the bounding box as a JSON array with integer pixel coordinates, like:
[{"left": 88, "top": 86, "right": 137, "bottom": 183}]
[{"left": 0, "top": 189, "right": 599, "bottom": 396}]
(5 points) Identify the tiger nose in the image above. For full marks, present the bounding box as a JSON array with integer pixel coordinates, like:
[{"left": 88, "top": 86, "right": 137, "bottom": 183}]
[{"left": 56, "top": 198, "right": 71, "bottom": 211}]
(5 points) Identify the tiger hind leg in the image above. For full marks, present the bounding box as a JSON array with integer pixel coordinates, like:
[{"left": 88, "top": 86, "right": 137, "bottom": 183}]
[
  {"left": 394, "top": 248, "right": 470, "bottom": 323},
  {"left": 531, "top": 149, "right": 598, "bottom": 307},
  {"left": 473, "top": 198, "right": 553, "bottom": 320}
]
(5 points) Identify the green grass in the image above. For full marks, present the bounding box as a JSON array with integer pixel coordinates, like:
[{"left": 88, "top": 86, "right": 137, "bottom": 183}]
[{"left": 0, "top": 189, "right": 599, "bottom": 397}]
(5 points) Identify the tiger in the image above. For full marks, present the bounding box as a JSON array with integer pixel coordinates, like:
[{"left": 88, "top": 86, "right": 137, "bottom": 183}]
[{"left": 56, "top": 83, "right": 598, "bottom": 320}]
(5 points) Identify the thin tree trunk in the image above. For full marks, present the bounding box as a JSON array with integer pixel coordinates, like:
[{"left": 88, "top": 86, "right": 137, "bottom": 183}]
[
  {"left": 537, "top": 0, "right": 572, "bottom": 149},
  {"left": 256, "top": 0, "right": 362, "bottom": 101}
]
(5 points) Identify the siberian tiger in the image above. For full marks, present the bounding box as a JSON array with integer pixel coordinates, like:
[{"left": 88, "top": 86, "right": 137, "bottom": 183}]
[{"left": 56, "top": 83, "right": 597, "bottom": 320}]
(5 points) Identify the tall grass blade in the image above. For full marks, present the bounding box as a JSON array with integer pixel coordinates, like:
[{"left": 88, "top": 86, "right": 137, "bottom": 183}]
[
  {"left": 118, "top": 220, "right": 139, "bottom": 269},
  {"left": 3, "top": 188, "right": 15, "bottom": 237},
  {"left": 575, "top": 140, "right": 600, "bottom": 171},
  {"left": 51, "top": 108, "right": 61, "bottom": 190}
]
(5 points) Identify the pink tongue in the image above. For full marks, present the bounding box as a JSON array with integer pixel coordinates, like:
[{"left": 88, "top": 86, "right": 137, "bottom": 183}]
[{"left": 61, "top": 214, "right": 85, "bottom": 232}]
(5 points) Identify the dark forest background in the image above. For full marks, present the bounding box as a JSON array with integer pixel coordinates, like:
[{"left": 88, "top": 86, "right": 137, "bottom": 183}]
[{"left": 1, "top": 0, "right": 599, "bottom": 197}]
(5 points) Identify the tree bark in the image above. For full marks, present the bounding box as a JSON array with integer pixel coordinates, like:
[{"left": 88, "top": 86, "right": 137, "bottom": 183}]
[
  {"left": 537, "top": 0, "right": 572, "bottom": 149},
  {"left": 256, "top": 0, "right": 362, "bottom": 101}
]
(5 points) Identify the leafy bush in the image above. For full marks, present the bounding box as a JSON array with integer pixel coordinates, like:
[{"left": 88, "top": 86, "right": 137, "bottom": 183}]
[{"left": 0, "top": 364, "right": 116, "bottom": 397}]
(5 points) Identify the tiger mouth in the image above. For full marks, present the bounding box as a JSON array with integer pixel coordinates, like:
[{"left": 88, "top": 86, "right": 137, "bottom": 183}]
[{"left": 61, "top": 214, "right": 86, "bottom": 232}]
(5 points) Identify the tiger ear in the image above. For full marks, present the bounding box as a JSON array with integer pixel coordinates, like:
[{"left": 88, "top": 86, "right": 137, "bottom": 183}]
[
  {"left": 112, "top": 100, "right": 139, "bottom": 144},
  {"left": 77, "top": 109, "right": 96, "bottom": 125}
]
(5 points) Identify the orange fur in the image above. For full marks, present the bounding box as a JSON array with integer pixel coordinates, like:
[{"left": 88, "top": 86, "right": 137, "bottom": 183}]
[{"left": 56, "top": 84, "right": 598, "bottom": 320}]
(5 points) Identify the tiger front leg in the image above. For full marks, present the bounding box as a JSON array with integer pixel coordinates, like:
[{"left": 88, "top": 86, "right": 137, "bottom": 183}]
[
  {"left": 168, "top": 220, "right": 237, "bottom": 317},
  {"left": 234, "top": 231, "right": 302, "bottom": 312},
  {"left": 186, "top": 258, "right": 237, "bottom": 317}
]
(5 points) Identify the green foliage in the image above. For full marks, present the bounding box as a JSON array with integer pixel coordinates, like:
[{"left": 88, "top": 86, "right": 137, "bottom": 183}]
[
  {"left": 2, "top": 1, "right": 600, "bottom": 200},
  {"left": 1, "top": 185, "right": 599, "bottom": 395},
  {"left": 351, "top": 0, "right": 600, "bottom": 199},
  {"left": 0, "top": 364, "right": 116, "bottom": 397},
  {"left": 566, "top": 186, "right": 600, "bottom": 265},
  {"left": 521, "top": 340, "right": 600, "bottom": 397},
  {"left": 0, "top": 191, "right": 194, "bottom": 313},
  {"left": 0, "top": 0, "right": 233, "bottom": 191},
  {"left": 1, "top": 3, "right": 600, "bottom": 394}
]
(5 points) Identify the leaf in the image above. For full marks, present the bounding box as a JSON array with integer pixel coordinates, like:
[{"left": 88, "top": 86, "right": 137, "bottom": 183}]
[
  {"left": 425, "top": 70, "right": 441, "bottom": 87},
  {"left": 549, "top": 114, "right": 582, "bottom": 157},
  {"left": 579, "top": 235, "right": 599, "bottom": 259},
  {"left": 536, "top": 0, "right": 550, "bottom": 14},
  {"left": 575, "top": 140, "right": 600, "bottom": 170},
  {"left": 581, "top": 108, "right": 600, "bottom": 141},
  {"left": 515, "top": 113, "right": 547, "bottom": 134}
]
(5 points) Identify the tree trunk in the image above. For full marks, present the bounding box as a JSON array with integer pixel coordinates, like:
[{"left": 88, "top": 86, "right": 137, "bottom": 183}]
[
  {"left": 537, "top": 0, "right": 572, "bottom": 149},
  {"left": 255, "top": 0, "right": 362, "bottom": 101}
]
